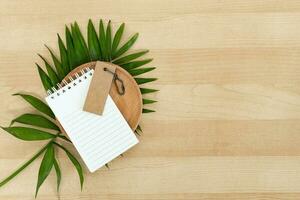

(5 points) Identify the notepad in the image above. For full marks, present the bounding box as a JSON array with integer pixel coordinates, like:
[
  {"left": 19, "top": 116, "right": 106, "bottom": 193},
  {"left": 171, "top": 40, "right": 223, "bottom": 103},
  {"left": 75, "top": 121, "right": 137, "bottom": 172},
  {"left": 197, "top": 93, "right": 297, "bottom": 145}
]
[{"left": 45, "top": 68, "right": 139, "bottom": 172}]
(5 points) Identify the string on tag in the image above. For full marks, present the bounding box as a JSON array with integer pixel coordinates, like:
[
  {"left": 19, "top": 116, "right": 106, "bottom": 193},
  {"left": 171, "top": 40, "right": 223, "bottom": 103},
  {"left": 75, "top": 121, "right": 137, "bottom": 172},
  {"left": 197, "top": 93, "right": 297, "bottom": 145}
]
[{"left": 103, "top": 67, "right": 125, "bottom": 95}]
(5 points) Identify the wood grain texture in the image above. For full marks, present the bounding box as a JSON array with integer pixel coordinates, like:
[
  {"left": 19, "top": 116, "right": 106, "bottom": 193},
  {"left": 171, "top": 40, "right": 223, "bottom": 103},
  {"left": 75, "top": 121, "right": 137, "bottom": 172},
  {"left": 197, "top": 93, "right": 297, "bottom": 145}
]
[{"left": 0, "top": 0, "right": 300, "bottom": 199}]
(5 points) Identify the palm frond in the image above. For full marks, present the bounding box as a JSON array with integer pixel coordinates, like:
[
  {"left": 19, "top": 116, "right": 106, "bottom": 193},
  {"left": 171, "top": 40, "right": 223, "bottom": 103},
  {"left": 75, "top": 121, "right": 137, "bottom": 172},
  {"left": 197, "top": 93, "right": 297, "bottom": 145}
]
[
  {"left": 113, "top": 50, "right": 149, "bottom": 65},
  {"left": 106, "top": 20, "right": 112, "bottom": 60},
  {"left": 37, "top": 19, "right": 158, "bottom": 114},
  {"left": 57, "top": 34, "right": 70, "bottom": 73},
  {"left": 120, "top": 59, "right": 153, "bottom": 70},
  {"left": 99, "top": 19, "right": 107, "bottom": 61},
  {"left": 129, "top": 67, "right": 156, "bottom": 76},
  {"left": 87, "top": 19, "right": 101, "bottom": 60},
  {"left": 71, "top": 22, "right": 90, "bottom": 64},
  {"left": 35, "top": 20, "right": 158, "bottom": 137},
  {"left": 142, "top": 108, "right": 155, "bottom": 113},
  {"left": 2, "top": 19, "right": 159, "bottom": 197},
  {"left": 65, "top": 25, "right": 78, "bottom": 70},
  {"left": 36, "top": 63, "right": 53, "bottom": 91},
  {"left": 38, "top": 20, "right": 157, "bottom": 97},
  {"left": 140, "top": 88, "right": 159, "bottom": 94},
  {"left": 53, "top": 142, "right": 84, "bottom": 189},
  {"left": 35, "top": 144, "right": 54, "bottom": 197},
  {"left": 0, "top": 141, "right": 51, "bottom": 188},
  {"left": 10, "top": 113, "right": 59, "bottom": 131},
  {"left": 38, "top": 55, "right": 59, "bottom": 85},
  {"left": 53, "top": 157, "right": 61, "bottom": 192},
  {"left": 135, "top": 78, "right": 157, "bottom": 85},
  {"left": 143, "top": 99, "right": 157, "bottom": 104},
  {"left": 111, "top": 23, "right": 125, "bottom": 55},
  {"left": 13, "top": 93, "right": 55, "bottom": 119},
  {"left": 112, "top": 33, "right": 138, "bottom": 59},
  {"left": 45, "top": 45, "right": 66, "bottom": 79}
]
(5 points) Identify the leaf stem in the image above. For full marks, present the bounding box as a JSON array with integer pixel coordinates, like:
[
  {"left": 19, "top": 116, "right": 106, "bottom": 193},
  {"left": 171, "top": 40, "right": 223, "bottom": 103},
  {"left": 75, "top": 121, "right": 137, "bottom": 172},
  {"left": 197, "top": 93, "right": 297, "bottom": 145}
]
[
  {"left": 57, "top": 134, "right": 72, "bottom": 143},
  {"left": 0, "top": 134, "right": 59, "bottom": 187},
  {"left": 52, "top": 141, "right": 67, "bottom": 152}
]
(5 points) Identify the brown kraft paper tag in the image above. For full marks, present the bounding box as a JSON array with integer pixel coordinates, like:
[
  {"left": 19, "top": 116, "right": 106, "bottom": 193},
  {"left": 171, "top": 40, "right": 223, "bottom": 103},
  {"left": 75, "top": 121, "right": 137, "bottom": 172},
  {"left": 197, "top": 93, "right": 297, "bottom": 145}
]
[{"left": 83, "top": 61, "right": 116, "bottom": 115}]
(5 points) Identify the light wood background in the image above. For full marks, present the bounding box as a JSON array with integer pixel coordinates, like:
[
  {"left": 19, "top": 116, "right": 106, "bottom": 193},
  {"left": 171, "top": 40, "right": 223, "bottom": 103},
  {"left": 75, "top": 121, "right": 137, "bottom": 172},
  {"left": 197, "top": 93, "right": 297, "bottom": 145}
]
[{"left": 1, "top": 0, "right": 300, "bottom": 199}]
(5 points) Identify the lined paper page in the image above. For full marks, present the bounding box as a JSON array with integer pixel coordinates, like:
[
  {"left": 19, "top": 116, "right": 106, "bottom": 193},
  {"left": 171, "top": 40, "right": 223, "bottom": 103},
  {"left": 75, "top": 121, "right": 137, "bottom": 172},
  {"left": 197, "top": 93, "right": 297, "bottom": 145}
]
[{"left": 45, "top": 69, "right": 138, "bottom": 172}]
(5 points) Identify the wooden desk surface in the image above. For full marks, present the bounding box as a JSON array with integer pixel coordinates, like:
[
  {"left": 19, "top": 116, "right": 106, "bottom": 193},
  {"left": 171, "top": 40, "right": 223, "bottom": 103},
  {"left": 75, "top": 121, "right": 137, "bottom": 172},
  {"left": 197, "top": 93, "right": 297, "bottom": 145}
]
[{"left": 1, "top": 0, "right": 300, "bottom": 199}]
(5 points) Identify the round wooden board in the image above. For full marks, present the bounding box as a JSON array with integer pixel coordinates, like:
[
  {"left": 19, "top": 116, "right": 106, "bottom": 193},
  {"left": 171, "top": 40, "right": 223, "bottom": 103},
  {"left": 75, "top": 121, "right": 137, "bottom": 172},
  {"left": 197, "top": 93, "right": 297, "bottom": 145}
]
[{"left": 56, "top": 61, "right": 142, "bottom": 131}]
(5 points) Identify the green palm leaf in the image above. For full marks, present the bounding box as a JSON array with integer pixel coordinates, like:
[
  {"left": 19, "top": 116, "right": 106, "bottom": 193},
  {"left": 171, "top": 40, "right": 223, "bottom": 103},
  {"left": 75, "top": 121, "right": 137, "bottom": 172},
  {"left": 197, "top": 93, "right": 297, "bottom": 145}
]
[
  {"left": 54, "top": 142, "right": 84, "bottom": 189},
  {"left": 121, "top": 59, "right": 153, "bottom": 70},
  {"left": 53, "top": 157, "right": 61, "bottom": 192},
  {"left": 37, "top": 56, "right": 59, "bottom": 85},
  {"left": 111, "top": 23, "right": 124, "bottom": 55},
  {"left": 45, "top": 45, "right": 66, "bottom": 79},
  {"left": 112, "top": 33, "right": 138, "bottom": 59},
  {"left": 57, "top": 34, "right": 70, "bottom": 73},
  {"left": 0, "top": 141, "right": 52, "bottom": 187},
  {"left": 99, "top": 19, "right": 107, "bottom": 61},
  {"left": 13, "top": 93, "right": 55, "bottom": 119},
  {"left": 65, "top": 26, "right": 79, "bottom": 70},
  {"left": 113, "top": 50, "right": 149, "bottom": 65},
  {"left": 140, "top": 88, "right": 159, "bottom": 94},
  {"left": 10, "top": 113, "right": 59, "bottom": 131},
  {"left": 142, "top": 108, "right": 155, "bottom": 113},
  {"left": 57, "top": 134, "right": 72, "bottom": 143},
  {"left": 129, "top": 67, "right": 155, "bottom": 76},
  {"left": 143, "top": 99, "right": 157, "bottom": 104},
  {"left": 35, "top": 144, "right": 54, "bottom": 197},
  {"left": 71, "top": 22, "right": 90, "bottom": 64},
  {"left": 135, "top": 78, "right": 157, "bottom": 85},
  {"left": 87, "top": 19, "right": 101, "bottom": 60},
  {"left": 1, "top": 126, "right": 56, "bottom": 141},
  {"left": 106, "top": 20, "right": 112, "bottom": 60},
  {"left": 36, "top": 64, "right": 53, "bottom": 91}
]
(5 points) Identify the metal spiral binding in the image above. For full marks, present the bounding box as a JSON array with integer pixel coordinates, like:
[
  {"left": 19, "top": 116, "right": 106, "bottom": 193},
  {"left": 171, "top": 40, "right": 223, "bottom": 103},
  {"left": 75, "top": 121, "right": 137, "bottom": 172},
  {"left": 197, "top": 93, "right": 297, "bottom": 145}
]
[{"left": 47, "top": 67, "right": 92, "bottom": 99}]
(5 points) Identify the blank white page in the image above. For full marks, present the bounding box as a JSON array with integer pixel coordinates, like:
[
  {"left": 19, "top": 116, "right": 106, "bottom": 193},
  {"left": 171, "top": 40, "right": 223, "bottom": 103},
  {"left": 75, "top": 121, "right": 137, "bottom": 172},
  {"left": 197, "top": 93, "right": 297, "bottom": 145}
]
[{"left": 45, "top": 69, "right": 138, "bottom": 172}]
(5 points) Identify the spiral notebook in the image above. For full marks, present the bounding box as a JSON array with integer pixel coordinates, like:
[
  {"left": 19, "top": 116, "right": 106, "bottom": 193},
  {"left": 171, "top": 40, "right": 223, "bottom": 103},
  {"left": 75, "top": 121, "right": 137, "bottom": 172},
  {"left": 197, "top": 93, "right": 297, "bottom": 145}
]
[{"left": 45, "top": 68, "right": 139, "bottom": 172}]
